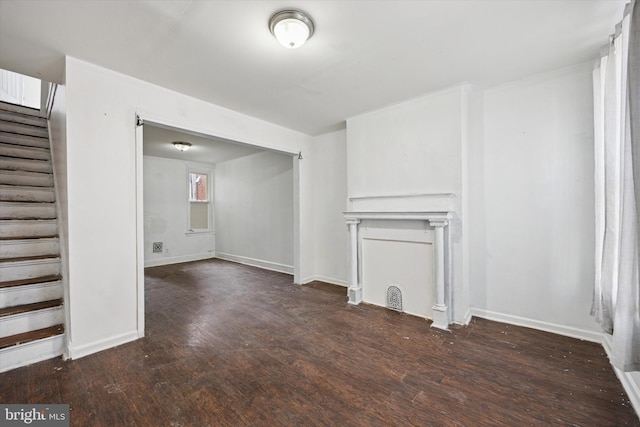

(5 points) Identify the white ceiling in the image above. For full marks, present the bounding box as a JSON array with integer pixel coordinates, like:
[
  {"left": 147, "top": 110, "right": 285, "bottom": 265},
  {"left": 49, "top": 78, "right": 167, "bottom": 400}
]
[
  {"left": 143, "top": 124, "right": 266, "bottom": 164},
  {"left": 0, "top": 0, "right": 626, "bottom": 136}
]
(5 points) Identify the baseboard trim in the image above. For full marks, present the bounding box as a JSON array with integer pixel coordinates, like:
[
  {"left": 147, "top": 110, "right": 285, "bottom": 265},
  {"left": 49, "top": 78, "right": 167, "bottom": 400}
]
[
  {"left": 302, "top": 275, "right": 348, "bottom": 287},
  {"left": 215, "top": 253, "right": 293, "bottom": 275},
  {"left": 144, "top": 253, "right": 215, "bottom": 268},
  {"left": 67, "top": 330, "right": 138, "bottom": 360},
  {"left": 456, "top": 308, "right": 473, "bottom": 326},
  {"left": 602, "top": 335, "right": 640, "bottom": 420},
  {"left": 470, "top": 308, "right": 604, "bottom": 343}
]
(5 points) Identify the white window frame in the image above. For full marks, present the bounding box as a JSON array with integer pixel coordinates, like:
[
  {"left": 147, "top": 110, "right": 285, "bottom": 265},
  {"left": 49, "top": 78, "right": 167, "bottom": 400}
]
[{"left": 186, "top": 167, "right": 214, "bottom": 234}]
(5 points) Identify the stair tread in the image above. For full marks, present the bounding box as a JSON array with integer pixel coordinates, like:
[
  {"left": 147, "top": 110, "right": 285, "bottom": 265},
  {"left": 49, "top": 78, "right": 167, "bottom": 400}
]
[
  {"left": 0, "top": 183, "right": 53, "bottom": 189},
  {"left": 0, "top": 235, "right": 59, "bottom": 242},
  {"left": 0, "top": 199, "right": 56, "bottom": 205},
  {"left": 0, "top": 254, "right": 60, "bottom": 263},
  {"left": 0, "top": 118, "right": 47, "bottom": 127},
  {"left": 0, "top": 274, "right": 62, "bottom": 289},
  {"left": 0, "top": 181, "right": 54, "bottom": 188},
  {"left": 0, "top": 298, "right": 63, "bottom": 318},
  {"left": 0, "top": 113, "right": 47, "bottom": 126},
  {"left": 0, "top": 324, "right": 64, "bottom": 350},
  {"left": 0, "top": 218, "right": 57, "bottom": 221}
]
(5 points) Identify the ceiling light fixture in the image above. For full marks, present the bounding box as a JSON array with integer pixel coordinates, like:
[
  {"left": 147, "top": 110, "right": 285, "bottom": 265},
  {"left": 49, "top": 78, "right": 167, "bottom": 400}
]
[
  {"left": 173, "top": 142, "right": 192, "bottom": 152},
  {"left": 269, "top": 9, "right": 314, "bottom": 49}
]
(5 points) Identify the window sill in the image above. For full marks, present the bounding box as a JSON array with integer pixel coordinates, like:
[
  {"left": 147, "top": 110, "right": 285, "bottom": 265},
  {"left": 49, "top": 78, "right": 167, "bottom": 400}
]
[{"left": 186, "top": 230, "right": 216, "bottom": 236}]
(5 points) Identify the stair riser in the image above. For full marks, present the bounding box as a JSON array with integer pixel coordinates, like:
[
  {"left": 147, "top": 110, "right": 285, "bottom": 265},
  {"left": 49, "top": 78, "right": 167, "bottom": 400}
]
[
  {"left": 0, "top": 281, "right": 63, "bottom": 309},
  {"left": 0, "top": 259, "right": 61, "bottom": 282},
  {"left": 0, "top": 157, "right": 52, "bottom": 174},
  {"left": 0, "top": 239, "right": 60, "bottom": 259},
  {"left": 0, "top": 102, "right": 45, "bottom": 119},
  {"left": 0, "top": 306, "right": 64, "bottom": 338},
  {"left": 0, "top": 122, "right": 48, "bottom": 138},
  {"left": 0, "top": 203, "right": 56, "bottom": 219},
  {"left": 0, "top": 112, "right": 47, "bottom": 128},
  {"left": 0, "top": 171, "right": 53, "bottom": 187},
  {"left": 0, "top": 334, "right": 64, "bottom": 373},
  {"left": 0, "top": 132, "right": 49, "bottom": 149},
  {"left": 0, "top": 143, "right": 50, "bottom": 161},
  {"left": 0, "top": 220, "right": 58, "bottom": 238},
  {"left": 0, "top": 187, "right": 55, "bottom": 202}
]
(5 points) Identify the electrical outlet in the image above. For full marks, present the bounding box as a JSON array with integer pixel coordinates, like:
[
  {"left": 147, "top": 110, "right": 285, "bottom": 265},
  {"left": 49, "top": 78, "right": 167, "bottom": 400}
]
[{"left": 152, "top": 242, "right": 163, "bottom": 253}]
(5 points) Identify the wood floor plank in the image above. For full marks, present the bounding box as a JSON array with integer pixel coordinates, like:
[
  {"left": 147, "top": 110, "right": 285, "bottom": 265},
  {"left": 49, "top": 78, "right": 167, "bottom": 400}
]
[{"left": 0, "top": 258, "right": 636, "bottom": 426}]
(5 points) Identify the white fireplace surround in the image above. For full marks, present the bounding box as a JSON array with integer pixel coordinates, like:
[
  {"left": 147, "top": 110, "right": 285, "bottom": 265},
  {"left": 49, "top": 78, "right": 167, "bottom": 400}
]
[{"left": 344, "top": 193, "right": 454, "bottom": 330}]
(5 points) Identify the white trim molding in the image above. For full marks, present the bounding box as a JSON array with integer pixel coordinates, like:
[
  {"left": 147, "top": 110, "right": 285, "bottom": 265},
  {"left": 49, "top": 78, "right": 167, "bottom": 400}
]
[
  {"left": 144, "top": 253, "right": 215, "bottom": 268},
  {"left": 215, "top": 253, "right": 294, "bottom": 275},
  {"left": 470, "top": 308, "right": 604, "bottom": 343},
  {"left": 349, "top": 193, "right": 455, "bottom": 212},
  {"left": 302, "top": 276, "right": 348, "bottom": 287},
  {"left": 67, "top": 330, "right": 138, "bottom": 360}
]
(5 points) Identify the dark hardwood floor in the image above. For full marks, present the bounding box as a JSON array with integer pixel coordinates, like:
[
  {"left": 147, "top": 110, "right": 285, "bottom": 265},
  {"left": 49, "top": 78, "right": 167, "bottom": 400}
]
[{"left": 1, "top": 258, "right": 637, "bottom": 426}]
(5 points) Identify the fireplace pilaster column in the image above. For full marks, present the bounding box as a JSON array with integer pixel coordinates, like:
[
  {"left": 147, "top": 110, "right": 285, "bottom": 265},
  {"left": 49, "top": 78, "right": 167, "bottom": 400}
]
[
  {"left": 429, "top": 219, "right": 449, "bottom": 330},
  {"left": 346, "top": 218, "right": 362, "bottom": 304}
]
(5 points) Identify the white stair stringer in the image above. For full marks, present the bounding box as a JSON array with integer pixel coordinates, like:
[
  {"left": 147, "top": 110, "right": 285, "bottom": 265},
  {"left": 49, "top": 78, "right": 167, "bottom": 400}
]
[
  {"left": 0, "top": 305, "right": 64, "bottom": 338},
  {"left": 0, "top": 279, "right": 63, "bottom": 307},
  {"left": 0, "top": 333, "right": 64, "bottom": 373}
]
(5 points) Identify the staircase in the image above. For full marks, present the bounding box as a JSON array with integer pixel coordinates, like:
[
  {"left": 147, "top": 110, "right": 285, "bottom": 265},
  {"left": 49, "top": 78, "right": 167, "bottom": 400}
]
[{"left": 0, "top": 101, "right": 65, "bottom": 372}]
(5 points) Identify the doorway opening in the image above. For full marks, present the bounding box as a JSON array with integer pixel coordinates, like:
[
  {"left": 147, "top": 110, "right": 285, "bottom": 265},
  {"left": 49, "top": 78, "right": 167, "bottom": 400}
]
[{"left": 134, "top": 118, "right": 301, "bottom": 337}]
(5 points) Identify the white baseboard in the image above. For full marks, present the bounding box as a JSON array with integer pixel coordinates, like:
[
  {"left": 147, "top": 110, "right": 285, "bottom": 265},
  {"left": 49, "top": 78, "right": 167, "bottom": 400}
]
[
  {"left": 301, "top": 275, "right": 348, "bottom": 287},
  {"left": 67, "top": 330, "right": 138, "bottom": 360},
  {"left": 470, "top": 308, "right": 604, "bottom": 343},
  {"left": 456, "top": 308, "right": 473, "bottom": 326},
  {"left": 215, "top": 253, "right": 293, "bottom": 275},
  {"left": 144, "top": 252, "right": 215, "bottom": 268},
  {"left": 602, "top": 335, "right": 640, "bottom": 420}
]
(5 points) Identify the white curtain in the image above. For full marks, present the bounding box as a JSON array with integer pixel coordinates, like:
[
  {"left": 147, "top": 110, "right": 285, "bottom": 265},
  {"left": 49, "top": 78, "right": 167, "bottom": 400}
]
[{"left": 592, "top": 1, "right": 640, "bottom": 372}]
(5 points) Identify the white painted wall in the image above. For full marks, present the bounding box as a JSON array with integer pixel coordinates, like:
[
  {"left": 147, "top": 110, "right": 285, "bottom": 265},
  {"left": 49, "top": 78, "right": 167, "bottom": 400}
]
[
  {"left": 468, "top": 62, "right": 601, "bottom": 338},
  {"left": 346, "top": 86, "right": 470, "bottom": 323},
  {"left": 143, "top": 156, "right": 215, "bottom": 267},
  {"left": 48, "top": 83, "right": 70, "bottom": 349},
  {"left": 62, "top": 56, "right": 312, "bottom": 358},
  {"left": 310, "top": 130, "right": 348, "bottom": 286},
  {"left": 215, "top": 151, "right": 294, "bottom": 273}
]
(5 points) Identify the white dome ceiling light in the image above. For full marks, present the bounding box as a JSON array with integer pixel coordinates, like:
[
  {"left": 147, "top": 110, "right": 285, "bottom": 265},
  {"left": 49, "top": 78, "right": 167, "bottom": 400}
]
[
  {"left": 269, "top": 9, "right": 315, "bottom": 49},
  {"left": 173, "top": 142, "right": 192, "bottom": 152}
]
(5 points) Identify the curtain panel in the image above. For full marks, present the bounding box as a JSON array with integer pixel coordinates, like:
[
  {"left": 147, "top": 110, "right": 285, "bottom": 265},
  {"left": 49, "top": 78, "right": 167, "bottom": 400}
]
[{"left": 592, "top": 0, "right": 640, "bottom": 372}]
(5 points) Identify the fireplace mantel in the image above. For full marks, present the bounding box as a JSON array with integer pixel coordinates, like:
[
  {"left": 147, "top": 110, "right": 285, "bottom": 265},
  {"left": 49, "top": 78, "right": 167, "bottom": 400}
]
[
  {"left": 343, "top": 210, "right": 453, "bottom": 330},
  {"left": 343, "top": 211, "right": 451, "bottom": 223}
]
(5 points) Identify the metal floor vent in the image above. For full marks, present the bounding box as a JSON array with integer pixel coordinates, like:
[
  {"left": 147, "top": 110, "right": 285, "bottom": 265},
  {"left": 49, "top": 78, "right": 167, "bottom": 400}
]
[{"left": 386, "top": 286, "right": 403, "bottom": 312}]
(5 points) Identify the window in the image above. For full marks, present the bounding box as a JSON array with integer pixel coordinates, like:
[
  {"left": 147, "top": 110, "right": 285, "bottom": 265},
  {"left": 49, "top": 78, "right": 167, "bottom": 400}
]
[{"left": 188, "top": 170, "right": 212, "bottom": 232}]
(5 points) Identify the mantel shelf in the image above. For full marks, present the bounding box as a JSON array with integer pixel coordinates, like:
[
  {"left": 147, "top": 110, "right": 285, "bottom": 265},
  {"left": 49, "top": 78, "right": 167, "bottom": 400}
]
[{"left": 343, "top": 211, "right": 452, "bottom": 222}]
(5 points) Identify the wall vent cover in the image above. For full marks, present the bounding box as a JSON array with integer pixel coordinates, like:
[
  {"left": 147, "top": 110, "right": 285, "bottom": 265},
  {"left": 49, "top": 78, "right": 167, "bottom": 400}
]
[
  {"left": 152, "top": 242, "right": 163, "bottom": 253},
  {"left": 387, "top": 285, "right": 403, "bottom": 312}
]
